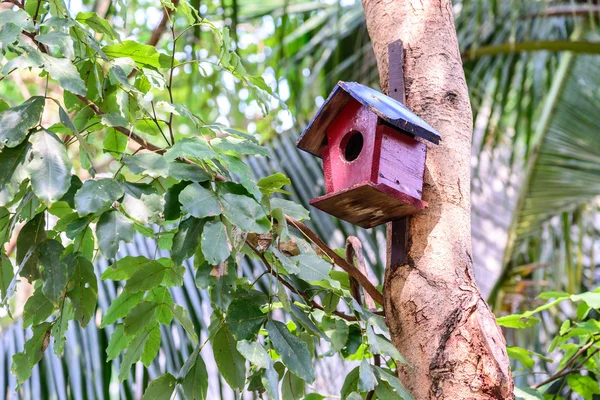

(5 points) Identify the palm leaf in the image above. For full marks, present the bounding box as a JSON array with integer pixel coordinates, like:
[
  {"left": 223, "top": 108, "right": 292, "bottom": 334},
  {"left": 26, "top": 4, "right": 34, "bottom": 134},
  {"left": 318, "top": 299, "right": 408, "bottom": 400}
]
[{"left": 489, "top": 50, "right": 600, "bottom": 306}]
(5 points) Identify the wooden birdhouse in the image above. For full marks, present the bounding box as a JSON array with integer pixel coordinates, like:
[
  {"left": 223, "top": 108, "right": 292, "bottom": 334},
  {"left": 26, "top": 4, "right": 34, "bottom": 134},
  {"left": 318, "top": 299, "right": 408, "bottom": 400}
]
[{"left": 296, "top": 81, "right": 441, "bottom": 229}]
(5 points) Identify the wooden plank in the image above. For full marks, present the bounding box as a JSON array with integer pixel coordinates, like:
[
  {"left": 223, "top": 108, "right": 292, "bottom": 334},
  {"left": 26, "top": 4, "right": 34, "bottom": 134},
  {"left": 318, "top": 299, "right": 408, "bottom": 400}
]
[
  {"left": 309, "top": 182, "right": 426, "bottom": 229},
  {"left": 387, "top": 39, "right": 409, "bottom": 268}
]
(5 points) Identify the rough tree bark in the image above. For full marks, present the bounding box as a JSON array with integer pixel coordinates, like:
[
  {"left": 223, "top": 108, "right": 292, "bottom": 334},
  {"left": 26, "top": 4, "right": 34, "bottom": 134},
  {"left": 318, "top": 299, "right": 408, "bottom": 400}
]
[{"left": 360, "top": 1, "right": 514, "bottom": 399}]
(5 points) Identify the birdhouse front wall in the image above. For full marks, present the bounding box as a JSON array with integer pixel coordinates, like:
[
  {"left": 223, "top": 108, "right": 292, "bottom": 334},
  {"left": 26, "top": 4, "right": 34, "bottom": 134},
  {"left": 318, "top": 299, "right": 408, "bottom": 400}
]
[{"left": 322, "top": 99, "right": 378, "bottom": 193}]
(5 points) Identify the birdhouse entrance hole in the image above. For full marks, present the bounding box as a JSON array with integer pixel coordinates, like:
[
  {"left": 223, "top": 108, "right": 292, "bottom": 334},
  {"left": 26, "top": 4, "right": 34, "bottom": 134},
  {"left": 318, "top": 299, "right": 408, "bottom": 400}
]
[{"left": 341, "top": 130, "right": 363, "bottom": 162}]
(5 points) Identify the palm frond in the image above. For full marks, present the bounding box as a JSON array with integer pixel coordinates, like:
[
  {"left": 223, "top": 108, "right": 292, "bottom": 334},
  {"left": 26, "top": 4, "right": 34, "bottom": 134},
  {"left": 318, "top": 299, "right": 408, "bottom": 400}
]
[{"left": 490, "top": 50, "right": 600, "bottom": 306}]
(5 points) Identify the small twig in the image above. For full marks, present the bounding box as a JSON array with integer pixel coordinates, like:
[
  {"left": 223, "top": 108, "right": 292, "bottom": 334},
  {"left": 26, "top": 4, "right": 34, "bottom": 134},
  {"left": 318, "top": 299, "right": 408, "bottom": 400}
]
[
  {"left": 346, "top": 236, "right": 376, "bottom": 311},
  {"left": 286, "top": 216, "right": 384, "bottom": 306},
  {"left": 533, "top": 337, "right": 600, "bottom": 389},
  {"left": 249, "top": 244, "right": 358, "bottom": 322}
]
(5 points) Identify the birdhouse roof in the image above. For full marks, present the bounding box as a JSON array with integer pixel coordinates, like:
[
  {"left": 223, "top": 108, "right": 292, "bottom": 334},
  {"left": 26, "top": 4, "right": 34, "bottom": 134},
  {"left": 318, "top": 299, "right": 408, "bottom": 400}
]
[{"left": 297, "top": 81, "right": 441, "bottom": 157}]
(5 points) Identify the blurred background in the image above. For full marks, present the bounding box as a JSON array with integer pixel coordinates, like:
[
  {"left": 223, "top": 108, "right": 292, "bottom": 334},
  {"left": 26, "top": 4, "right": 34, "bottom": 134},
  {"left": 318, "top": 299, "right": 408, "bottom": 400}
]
[{"left": 1, "top": 0, "right": 600, "bottom": 398}]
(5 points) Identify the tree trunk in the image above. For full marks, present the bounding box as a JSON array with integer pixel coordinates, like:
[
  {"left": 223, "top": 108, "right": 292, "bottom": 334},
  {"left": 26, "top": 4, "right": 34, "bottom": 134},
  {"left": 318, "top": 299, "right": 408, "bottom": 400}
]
[{"left": 360, "top": 1, "right": 514, "bottom": 399}]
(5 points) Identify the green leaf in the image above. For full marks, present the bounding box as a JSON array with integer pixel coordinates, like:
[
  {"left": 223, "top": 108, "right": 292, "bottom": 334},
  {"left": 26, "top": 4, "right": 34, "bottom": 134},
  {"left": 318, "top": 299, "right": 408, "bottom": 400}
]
[
  {"left": 0, "top": 141, "right": 30, "bottom": 206},
  {"left": 22, "top": 287, "right": 54, "bottom": 328},
  {"left": 41, "top": 54, "right": 86, "bottom": 96},
  {"left": 201, "top": 219, "right": 231, "bottom": 265},
  {"left": 282, "top": 370, "right": 305, "bottom": 400},
  {"left": 263, "top": 364, "right": 280, "bottom": 400},
  {"left": 119, "top": 329, "right": 152, "bottom": 381},
  {"left": 100, "top": 112, "right": 129, "bottom": 128},
  {"left": 171, "top": 304, "right": 198, "bottom": 344},
  {"left": 514, "top": 386, "right": 544, "bottom": 400},
  {"left": 218, "top": 154, "right": 262, "bottom": 200},
  {"left": 39, "top": 239, "right": 68, "bottom": 303},
  {"left": 507, "top": 346, "right": 536, "bottom": 369},
  {"left": 37, "top": 31, "right": 74, "bottom": 59},
  {"left": 27, "top": 130, "right": 72, "bottom": 204},
  {"left": 0, "top": 253, "right": 14, "bottom": 301},
  {"left": 122, "top": 192, "right": 164, "bottom": 225},
  {"left": 237, "top": 340, "right": 270, "bottom": 369},
  {"left": 75, "top": 178, "right": 124, "bottom": 215},
  {"left": 323, "top": 317, "right": 349, "bottom": 351},
  {"left": 0, "top": 9, "right": 34, "bottom": 31},
  {"left": 168, "top": 162, "right": 212, "bottom": 182},
  {"left": 96, "top": 210, "right": 134, "bottom": 259},
  {"left": 571, "top": 292, "right": 600, "bottom": 309},
  {"left": 142, "top": 68, "right": 166, "bottom": 90},
  {"left": 0, "top": 23, "right": 21, "bottom": 51},
  {"left": 124, "top": 302, "right": 158, "bottom": 336},
  {"left": 124, "top": 260, "right": 168, "bottom": 293},
  {"left": 51, "top": 300, "right": 73, "bottom": 356},
  {"left": 171, "top": 217, "right": 204, "bottom": 266},
  {"left": 16, "top": 212, "right": 46, "bottom": 282},
  {"left": 367, "top": 328, "right": 407, "bottom": 364},
  {"left": 322, "top": 292, "right": 340, "bottom": 313},
  {"left": 227, "top": 299, "right": 265, "bottom": 341},
  {"left": 103, "top": 41, "right": 170, "bottom": 69},
  {"left": 211, "top": 136, "right": 270, "bottom": 157},
  {"left": 340, "top": 366, "right": 360, "bottom": 400},
  {"left": 106, "top": 324, "right": 134, "bottom": 361},
  {"left": 220, "top": 192, "right": 270, "bottom": 233},
  {"left": 496, "top": 315, "right": 541, "bottom": 329},
  {"left": 12, "top": 322, "right": 51, "bottom": 384},
  {"left": 103, "top": 128, "right": 128, "bottom": 154},
  {"left": 373, "top": 367, "right": 414, "bottom": 400},
  {"left": 66, "top": 255, "right": 97, "bottom": 327},
  {"left": 180, "top": 346, "right": 209, "bottom": 400},
  {"left": 211, "top": 324, "right": 246, "bottom": 389},
  {"left": 76, "top": 11, "right": 119, "bottom": 40},
  {"left": 11, "top": 353, "right": 31, "bottom": 385},
  {"left": 179, "top": 183, "right": 221, "bottom": 219},
  {"left": 164, "top": 137, "right": 215, "bottom": 161},
  {"left": 567, "top": 373, "right": 600, "bottom": 398},
  {"left": 271, "top": 198, "right": 309, "bottom": 221},
  {"left": 358, "top": 359, "right": 376, "bottom": 392},
  {"left": 266, "top": 320, "right": 314, "bottom": 383},
  {"left": 291, "top": 254, "right": 331, "bottom": 283},
  {"left": 146, "top": 286, "right": 174, "bottom": 325},
  {"left": 141, "top": 324, "right": 161, "bottom": 367},
  {"left": 142, "top": 373, "right": 177, "bottom": 400},
  {"left": 102, "top": 256, "right": 154, "bottom": 280},
  {"left": 123, "top": 153, "right": 168, "bottom": 178},
  {"left": 258, "top": 173, "right": 291, "bottom": 192},
  {"left": 164, "top": 181, "right": 189, "bottom": 221},
  {"left": 0, "top": 96, "right": 44, "bottom": 149}
]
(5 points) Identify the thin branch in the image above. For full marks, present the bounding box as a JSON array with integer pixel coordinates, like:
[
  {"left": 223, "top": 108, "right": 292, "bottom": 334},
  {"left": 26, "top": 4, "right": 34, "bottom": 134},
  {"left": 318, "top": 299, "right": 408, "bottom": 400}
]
[
  {"left": 148, "top": 0, "right": 180, "bottom": 47},
  {"left": 532, "top": 337, "right": 600, "bottom": 389},
  {"left": 286, "top": 216, "right": 385, "bottom": 306},
  {"left": 249, "top": 244, "right": 358, "bottom": 322},
  {"left": 346, "top": 236, "right": 376, "bottom": 310}
]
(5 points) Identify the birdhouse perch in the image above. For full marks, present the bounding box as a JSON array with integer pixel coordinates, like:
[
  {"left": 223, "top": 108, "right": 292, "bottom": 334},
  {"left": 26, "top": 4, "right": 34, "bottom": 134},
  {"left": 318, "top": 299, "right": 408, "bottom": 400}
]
[{"left": 296, "top": 81, "right": 441, "bottom": 229}]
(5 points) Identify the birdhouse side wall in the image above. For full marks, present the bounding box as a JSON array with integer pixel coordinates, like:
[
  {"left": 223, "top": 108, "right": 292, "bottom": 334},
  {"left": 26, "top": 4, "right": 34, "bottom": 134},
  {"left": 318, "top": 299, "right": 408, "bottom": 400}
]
[
  {"left": 322, "top": 99, "right": 378, "bottom": 194},
  {"left": 374, "top": 124, "right": 426, "bottom": 200}
]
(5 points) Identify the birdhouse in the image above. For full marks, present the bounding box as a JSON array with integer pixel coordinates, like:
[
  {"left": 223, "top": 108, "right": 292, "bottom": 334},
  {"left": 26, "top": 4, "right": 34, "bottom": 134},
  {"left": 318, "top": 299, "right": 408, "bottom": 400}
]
[{"left": 296, "top": 81, "right": 441, "bottom": 229}]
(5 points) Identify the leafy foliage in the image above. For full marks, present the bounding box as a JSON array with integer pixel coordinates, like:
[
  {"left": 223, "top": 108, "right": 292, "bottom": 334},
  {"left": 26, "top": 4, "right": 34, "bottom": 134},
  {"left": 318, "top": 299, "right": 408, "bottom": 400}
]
[
  {"left": 502, "top": 290, "right": 600, "bottom": 399},
  {"left": 0, "top": 2, "right": 405, "bottom": 399}
]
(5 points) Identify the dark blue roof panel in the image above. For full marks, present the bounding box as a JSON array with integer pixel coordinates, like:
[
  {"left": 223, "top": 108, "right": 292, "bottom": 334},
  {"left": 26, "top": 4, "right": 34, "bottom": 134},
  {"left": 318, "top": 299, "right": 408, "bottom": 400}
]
[{"left": 297, "top": 81, "right": 441, "bottom": 157}]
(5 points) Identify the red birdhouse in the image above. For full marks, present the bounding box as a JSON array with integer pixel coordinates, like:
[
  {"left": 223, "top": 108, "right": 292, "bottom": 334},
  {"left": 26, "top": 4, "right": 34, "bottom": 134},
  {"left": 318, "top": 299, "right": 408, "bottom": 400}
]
[{"left": 296, "top": 81, "right": 441, "bottom": 228}]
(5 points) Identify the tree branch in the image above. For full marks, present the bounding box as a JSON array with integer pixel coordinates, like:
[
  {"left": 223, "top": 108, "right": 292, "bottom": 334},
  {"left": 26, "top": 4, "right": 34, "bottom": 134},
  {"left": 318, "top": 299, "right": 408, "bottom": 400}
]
[
  {"left": 346, "top": 236, "right": 376, "bottom": 310},
  {"left": 286, "top": 216, "right": 385, "bottom": 306},
  {"left": 532, "top": 337, "right": 600, "bottom": 389},
  {"left": 249, "top": 244, "right": 358, "bottom": 322}
]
